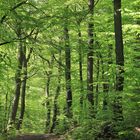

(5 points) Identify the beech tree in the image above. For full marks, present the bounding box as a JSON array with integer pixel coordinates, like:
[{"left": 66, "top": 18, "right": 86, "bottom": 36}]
[
  {"left": 87, "top": 0, "right": 94, "bottom": 107},
  {"left": 10, "top": 26, "right": 24, "bottom": 124},
  {"left": 113, "top": 0, "right": 124, "bottom": 121},
  {"left": 0, "top": 0, "right": 139, "bottom": 140},
  {"left": 64, "top": 24, "right": 72, "bottom": 117}
]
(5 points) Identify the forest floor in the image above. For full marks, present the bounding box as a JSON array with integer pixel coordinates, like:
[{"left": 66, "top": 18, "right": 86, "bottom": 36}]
[{"left": 9, "top": 134, "right": 65, "bottom": 140}]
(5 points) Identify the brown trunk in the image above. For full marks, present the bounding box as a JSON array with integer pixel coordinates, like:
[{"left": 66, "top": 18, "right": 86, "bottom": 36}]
[
  {"left": 50, "top": 51, "right": 61, "bottom": 133},
  {"left": 45, "top": 56, "right": 54, "bottom": 131},
  {"left": 87, "top": 0, "right": 94, "bottom": 107},
  {"left": 114, "top": 0, "right": 124, "bottom": 91},
  {"left": 95, "top": 55, "right": 99, "bottom": 111},
  {"left": 64, "top": 24, "right": 72, "bottom": 117},
  {"left": 113, "top": 0, "right": 124, "bottom": 121},
  {"left": 77, "top": 21, "right": 84, "bottom": 106},
  {"left": 17, "top": 45, "right": 28, "bottom": 130},
  {"left": 11, "top": 37, "right": 23, "bottom": 123}
]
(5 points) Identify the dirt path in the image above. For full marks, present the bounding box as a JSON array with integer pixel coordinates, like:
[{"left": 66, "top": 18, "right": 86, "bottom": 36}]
[{"left": 10, "top": 134, "right": 65, "bottom": 140}]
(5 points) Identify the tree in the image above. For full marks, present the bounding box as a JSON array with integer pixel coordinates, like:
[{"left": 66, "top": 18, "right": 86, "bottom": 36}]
[
  {"left": 64, "top": 23, "right": 72, "bottom": 117},
  {"left": 0, "top": 0, "right": 140, "bottom": 139},
  {"left": 113, "top": 0, "right": 124, "bottom": 121},
  {"left": 45, "top": 56, "right": 54, "bottom": 131},
  {"left": 77, "top": 19, "right": 84, "bottom": 106},
  {"left": 87, "top": 0, "right": 94, "bottom": 107},
  {"left": 50, "top": 51, "right": 61, "bottom": 133},
  {"left": 62, "top": 7, "right": 72, "bottom": 118},
  {"left": 10, "top": 26, "right": 24, "bottom": 124},
  {"left": 17, "top": 47, "right": 33, "bottom": 130}
]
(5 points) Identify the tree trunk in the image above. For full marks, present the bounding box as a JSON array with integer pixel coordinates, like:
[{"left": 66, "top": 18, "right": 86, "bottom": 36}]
[
  {"left": 77, "top": 21, "right": 84, "bottom": 106},
  {"left": 50, "top": 51, "right": 61, "bottom": 133},
  {"left": 113, "top": 0, "right": 124, "bottom": 121},
  {"left": 45, "top": 56, "right": 54, "bottom": 131},
  {"left": 17, "top": 45, "right": 30, "bottom": 130},
  {"left": 95, "top": 55, "right": 99, "bottom": 112},
  {"left": 87, "top": 0, "right": 94, "bottom": 107},
  {"left": 10, "top": 39, "right": 23, "bottom": 124},
  {"left": 64, "top": 25, "right": 72, "bottom": 117}
]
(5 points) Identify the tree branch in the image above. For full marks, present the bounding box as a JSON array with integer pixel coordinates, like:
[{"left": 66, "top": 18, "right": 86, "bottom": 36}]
[
  {"left": 0, "top": 28, "right": 36, "bottom": 46},
  {"left": 0, "top": 0, "right": 28, "bottom": 24},
  {"left": 53, "top": 54, "right": 65, "bottom": 68}
]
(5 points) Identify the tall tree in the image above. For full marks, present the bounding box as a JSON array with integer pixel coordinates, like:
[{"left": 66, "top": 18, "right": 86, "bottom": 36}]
[
  {"left": 50, "top": 51, "right": 61, "bottom": 133},
  {"left": 64, "top": 14, "right": 72, "bottom": 117},
  {"left": 113, "top": 0, "right": 124, "bottom": 121},
  {"left": 17, "top": 47, "right": 33, "bottom": 130},
  {"left": 16, "top": 45, "right": 27, "bottom": 130},
  {"left": 87, "top": 0, "right": 94, "bottom": 106},
  {"left": 95, "top": 53, "right": 100, "bottom": 111},
  {"left": 45, "top": 56, "right": 54, "bottom": 131},
  {"left": 10, "top": 27, "right": 24, "bottom": 124},
  {"left": 77, "top": 20, "right": 84, "bottom": 106}
]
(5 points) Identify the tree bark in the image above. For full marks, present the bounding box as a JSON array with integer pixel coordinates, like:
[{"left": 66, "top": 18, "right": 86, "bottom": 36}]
[
  {"left": 10, "top": 36, "right": 23, "bottom": 123},
  {"left": 114, "top": 0, "right": 124, "bottom": 91},
  {"left": 77, "top": 21, "right": 84, "bottom": 106},
  {"left": 113, "top": 0, "right": 124, "bottom": 121},
  {"left": 87, "top": 0, "right": 94, "bottom": 106},
  {"left": 45, "top": 56, "right": 54, "bottom": 131},
  {"left": 50, "top": 51, "right": 61, "bottom": 133},
  {"left": 95, "top": 55, "right": 99, "bottom": 112},
  {"left": 64, "top": 25, "right": 72, "bottom": 117},
  {"left": 17, "top": 47, "right": 32, "bottom": 130}
]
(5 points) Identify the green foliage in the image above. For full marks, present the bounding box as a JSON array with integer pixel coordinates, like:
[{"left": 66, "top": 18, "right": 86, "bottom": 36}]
[{"left": 0, "top": 0, "right": 140, "bottom": 140}]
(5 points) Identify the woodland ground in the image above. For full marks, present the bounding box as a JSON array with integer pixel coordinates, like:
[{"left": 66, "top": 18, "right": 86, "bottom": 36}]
[{"left": 1, "top": 133, "right": 65, "bottom": 140}]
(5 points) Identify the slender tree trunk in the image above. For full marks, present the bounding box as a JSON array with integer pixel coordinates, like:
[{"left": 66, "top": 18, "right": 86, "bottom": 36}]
[
  {"left": 10, "top": 38, "right": 23, "bottom": 124},
  {"left": 95, "top": 55, "right": 99, "bottom": 111},
  {"left": 45, "top": 75, "right": 51, "bottom": 131},
  {"left": 87, "top": 0, "right": 94, "bottom": 106},
  {"left": 77, "top": 21, "right": 84, "bottom": 106},
  {"left": 45, "top": 56, "right": 54, "bottom": 131},
  {"left": 17, "top": 45, "right": 28, "bottom": 130},
  {"left": 4, "top": 95, "right": 13, "bottom": 133},
  {"left": 50, "top": 51, "right": 61, "bottom": 133},
  {"left": 113, "top": 0, "right": 124, "bottom": 121},
  {"left": 64, "top": 25, "right": 72, "bottom": 117}
]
